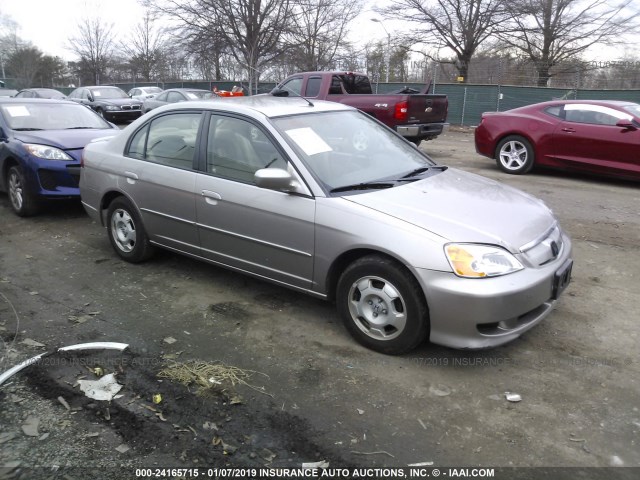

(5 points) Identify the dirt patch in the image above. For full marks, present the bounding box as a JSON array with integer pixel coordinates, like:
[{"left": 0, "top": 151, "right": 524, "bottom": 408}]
[{"left": 1, "top": 347, "right": 354, "bottom": 478}]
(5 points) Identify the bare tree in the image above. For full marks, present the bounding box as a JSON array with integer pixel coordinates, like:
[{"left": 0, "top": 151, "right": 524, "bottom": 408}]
[
  {"left": 151, "top": 0, "right": 292, "bottom": 93},
  {"left": 500, "top": 0, "right": 639, "bottom": 86},
  {"left": 120, "top": 9, "right": 168, "bottom": 82},
  {"left": 284, "top": 0, "right": 362, "bottom": 72},
  {"left": 68, "top": 16, "right": 116, "bottom": 84},
  {"left": 377, "top": 0, "right": 508, "bottom": 83}
]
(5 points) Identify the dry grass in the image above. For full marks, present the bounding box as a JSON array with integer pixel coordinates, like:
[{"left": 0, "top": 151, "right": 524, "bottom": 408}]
[{"left": 157, "top": 360, "right": 271, "bottom": 397}]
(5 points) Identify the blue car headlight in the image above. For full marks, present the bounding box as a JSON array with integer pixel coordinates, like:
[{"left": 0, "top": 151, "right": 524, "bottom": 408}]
[{"left": 24, "top": 144, "right": 73, "bottom": 161}]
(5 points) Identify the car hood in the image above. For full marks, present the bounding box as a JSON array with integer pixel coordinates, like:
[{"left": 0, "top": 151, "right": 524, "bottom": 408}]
[
  {"left": 14, "top": 129, "right": 117, "bottom": 151},
  {"left": 343, "top": 168, "right": 555, "bottom": 252}
]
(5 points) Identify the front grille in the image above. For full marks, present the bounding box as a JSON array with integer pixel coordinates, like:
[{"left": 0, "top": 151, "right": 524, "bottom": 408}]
[
  {"left": 520, "top": 224, "right": 564, "bottom": 267},
  {"left": 121, "top": 104, "right": 141, "bottom": 111}
]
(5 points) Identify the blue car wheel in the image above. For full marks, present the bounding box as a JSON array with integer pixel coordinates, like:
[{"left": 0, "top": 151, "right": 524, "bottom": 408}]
[{"left": 8, "top": 165, "right": 39, "bottom": 216}]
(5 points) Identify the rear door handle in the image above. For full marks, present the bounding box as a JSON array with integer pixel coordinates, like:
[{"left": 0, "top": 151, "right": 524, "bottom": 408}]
[{"left": 561, "top": 127, "right": 576, "bottom": 133}]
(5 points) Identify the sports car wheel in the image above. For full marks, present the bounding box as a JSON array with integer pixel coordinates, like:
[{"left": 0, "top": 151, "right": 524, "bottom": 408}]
[{"left": 495, "top": 135, "right": 535, "bottom": 174}]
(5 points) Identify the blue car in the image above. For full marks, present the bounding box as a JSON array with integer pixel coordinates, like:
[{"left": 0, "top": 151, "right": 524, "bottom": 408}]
[{"left": 0, "top": 98, "right": 118, "bottom": 216}]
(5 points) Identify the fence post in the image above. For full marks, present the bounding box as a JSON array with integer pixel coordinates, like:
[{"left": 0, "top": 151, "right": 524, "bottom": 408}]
[{"left": 461, "top": 87, "right": 467, "bottom": 126}]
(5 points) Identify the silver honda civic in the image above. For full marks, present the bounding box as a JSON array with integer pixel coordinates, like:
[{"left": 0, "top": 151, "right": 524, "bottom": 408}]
[{"left": 79, "top": 96, "right": 573, "bottom": 354}]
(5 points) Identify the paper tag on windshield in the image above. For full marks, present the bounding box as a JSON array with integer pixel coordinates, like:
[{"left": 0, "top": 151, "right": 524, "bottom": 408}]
[
  {"left": 5, "top": 106, "right": 30, "bottom": 117},
  {"left": 285, "top": 127, "right": 332, "bottom": 156}
]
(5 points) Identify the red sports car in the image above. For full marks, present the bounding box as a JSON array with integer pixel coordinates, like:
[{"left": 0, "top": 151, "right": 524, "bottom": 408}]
[{"left": 474, "top": 100, "right": 640, "bottom": 179}]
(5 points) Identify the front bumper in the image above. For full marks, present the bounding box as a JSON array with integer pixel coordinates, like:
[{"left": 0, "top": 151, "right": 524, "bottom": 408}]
[
  {"left": 415, "top": 235, "right": 573, "bottom": 349},
  {"left": 103, "top": 109, "right": 142, "bottom": 121}
]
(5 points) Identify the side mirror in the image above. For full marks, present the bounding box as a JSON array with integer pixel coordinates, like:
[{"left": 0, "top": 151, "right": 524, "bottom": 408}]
[
  {"left": 0, "top": 126, "right": 7, "bottom": 142},
  {"left": 87, "top": 94, "right": 94, "bottom": 102},
  {"left": 254, "top": 168, "right": 294, "bottom": 191},
  {"left": 616, "top": 119, "right": 637, "bottom": 130}
]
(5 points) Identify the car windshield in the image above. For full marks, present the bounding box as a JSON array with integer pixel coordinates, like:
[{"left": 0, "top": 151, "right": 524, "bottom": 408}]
[
  {"left": 622, "top": 104, "right": 640, "bottom": 118},
  {"left": 271, "top": 110, "right": 435, "bottom": 191},
  {"left": 0, "top": 102, "right": 112, "bottom": 130},
  {"left": 91, "top": 87, "right": 128, "bottom": 99},
  {"left": 185, "top": 91, "right": 213, "bottom": 99}
]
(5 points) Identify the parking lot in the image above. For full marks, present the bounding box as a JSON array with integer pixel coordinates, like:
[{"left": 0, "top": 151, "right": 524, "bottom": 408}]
[{"left": 0, "top": 128, "right": 639, "bottom": 474}]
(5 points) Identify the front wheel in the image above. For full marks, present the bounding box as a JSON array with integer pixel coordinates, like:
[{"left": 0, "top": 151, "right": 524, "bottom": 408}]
[
  {"left": 495, "top": 135, "right": 535, "bottom": 174},
  {"left": 106, "top": 197, "right": 154, "bottom": 263},
  {"left": 336, "top": 255, "right": 429, "bottom": 355},
  {"left": 7, "top": 165, "right": 39, "bottom": 216}
]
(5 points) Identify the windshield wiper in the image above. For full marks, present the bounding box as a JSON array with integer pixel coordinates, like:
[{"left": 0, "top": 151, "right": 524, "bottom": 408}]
[
  {"left": 330, "top": 182, "right": 395, "bottom": 193},
  {"left": 13, "top": 127, "right": 43, "bottom": 131},
  {"left": 65, "top": 126, "right": 95, "bottom": 130}
]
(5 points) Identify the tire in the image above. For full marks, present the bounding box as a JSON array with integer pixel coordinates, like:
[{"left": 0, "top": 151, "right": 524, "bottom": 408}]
[
  {"left": 106, "top": 197, "right": 154, "bottom": 263},
  {"left": 336, "top": 255, "right": 429, "bottom": 355},
  {"left": 495, "top": 135, "right": 535, "bottom": 174},
  {"left": 7, "top": 165, "right": 39, "bottom": 216}
]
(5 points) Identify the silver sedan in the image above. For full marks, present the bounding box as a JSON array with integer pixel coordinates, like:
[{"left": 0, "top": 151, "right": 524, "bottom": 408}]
[{"left": 79, "top": 97, "right": 573, "bottom": 354}]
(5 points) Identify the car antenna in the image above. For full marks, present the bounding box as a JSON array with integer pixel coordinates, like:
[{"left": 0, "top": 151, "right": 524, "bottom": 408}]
[{"left": 271, "top": 84, "right": 314, "bottom": 108}]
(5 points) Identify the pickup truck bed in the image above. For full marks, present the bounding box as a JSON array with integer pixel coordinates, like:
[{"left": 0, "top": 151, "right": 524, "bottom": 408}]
[{"left": 271, "top": 71, "right": 449, "bottom": 143}]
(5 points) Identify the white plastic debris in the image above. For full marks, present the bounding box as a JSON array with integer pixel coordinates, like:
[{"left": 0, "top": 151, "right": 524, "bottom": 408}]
[
  {"left": 21, "top": 416, "right": 40, "bottom": 437},
  {"left": 302, "top": 460, "right": 329, "bottom": 468},
  {"left": 408, "top": 462, "right": 434, "bottom": 467},
  {"left": 505, "top": 392, "right": 522, "bottom": 402},
  {"left": 429, "top": 384, "right": 452, "bottom": 397},
  {"left": 78, "top": 373, "right": 123, "bottom": 401}
]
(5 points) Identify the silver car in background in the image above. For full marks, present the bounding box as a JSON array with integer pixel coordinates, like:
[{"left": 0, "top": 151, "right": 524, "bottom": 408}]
[{"left": 79, "top": 97, "right": 573, "bottom": 354}]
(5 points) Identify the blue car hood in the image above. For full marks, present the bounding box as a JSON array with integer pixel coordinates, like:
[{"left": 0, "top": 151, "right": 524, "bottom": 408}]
[{"left": 14, "top": 129, "right": 117, "bottom": 151}]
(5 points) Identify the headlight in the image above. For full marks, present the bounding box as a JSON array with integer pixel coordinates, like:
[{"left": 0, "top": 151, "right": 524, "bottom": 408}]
[
  {"left": 105, "top": 105, "right": 119, "bottom": 111},
  {"left": 444, "top": 244, "right": 523, "bottom": 278},
  {"left": 24, "top": 144, "right": 73, "bottom": 161}
]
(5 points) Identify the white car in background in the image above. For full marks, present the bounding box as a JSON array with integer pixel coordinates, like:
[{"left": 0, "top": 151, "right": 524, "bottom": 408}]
[{"left": 128, "top": 86, "right": 163, "bottom": 102}]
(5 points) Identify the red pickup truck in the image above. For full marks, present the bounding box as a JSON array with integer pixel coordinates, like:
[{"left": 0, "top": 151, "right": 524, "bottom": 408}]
[{"left": 271, "top": 71, "right": 449, "bottom": 144}]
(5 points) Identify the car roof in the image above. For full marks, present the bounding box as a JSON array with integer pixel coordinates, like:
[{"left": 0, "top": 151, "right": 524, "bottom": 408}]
[
  {"left": 0, "top": 97, "right": 76, "bottom": 105},
  {"left": 524, "top": 99, "right": 638, "bottom": 109},
  {"left": 165, "top": 88, "right": 211, "bottom": 92},
  {"left": 159, "top": 95, "right": 352, "bottom": 118}
]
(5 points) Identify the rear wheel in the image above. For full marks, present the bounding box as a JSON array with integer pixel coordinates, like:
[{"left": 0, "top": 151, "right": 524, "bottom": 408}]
[
  {"left": 495, "top": 135, "right": 535, "bottom": 174},
  {"left": 106, "top": 197, "right": 154, "bottom": 263},
  {"left": 336, "top": 255, "right": 429, "bottom": 355},
  {"left": 7, "top": 165, "right": 39, "bottom": 216}
]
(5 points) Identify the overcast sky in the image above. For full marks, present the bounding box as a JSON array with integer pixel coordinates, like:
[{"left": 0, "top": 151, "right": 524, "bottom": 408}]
[
  {"left": 0, "top": 0, "right": 147, "bottom": 59},
  {"left": 0, "top": 0, "right": 625, "bottom": 65},
  {"left": 0, "top": 0, "right": 392, "bottom": 62}
]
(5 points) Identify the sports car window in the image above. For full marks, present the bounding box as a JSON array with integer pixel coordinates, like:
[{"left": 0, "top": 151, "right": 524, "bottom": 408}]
[
  {"left": 206, "top": 115, "right": 286, "bottom": 184},
  {"left": 127, "top": 113, "right": 202, "bottom": 169},
  {"left": 544, "top": 105, "right": 562, "bottom": 118},
  {"left": 564, "top": 104, "right": 632, "bottom": 126}
]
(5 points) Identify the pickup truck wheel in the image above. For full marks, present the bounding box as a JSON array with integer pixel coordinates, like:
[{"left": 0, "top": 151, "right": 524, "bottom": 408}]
[
  {"left": 495, "top": 135, "right": 535, "bottom": 174},
  {"left": 336, "top": 255, "right": 429, "bottom": 355}
]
